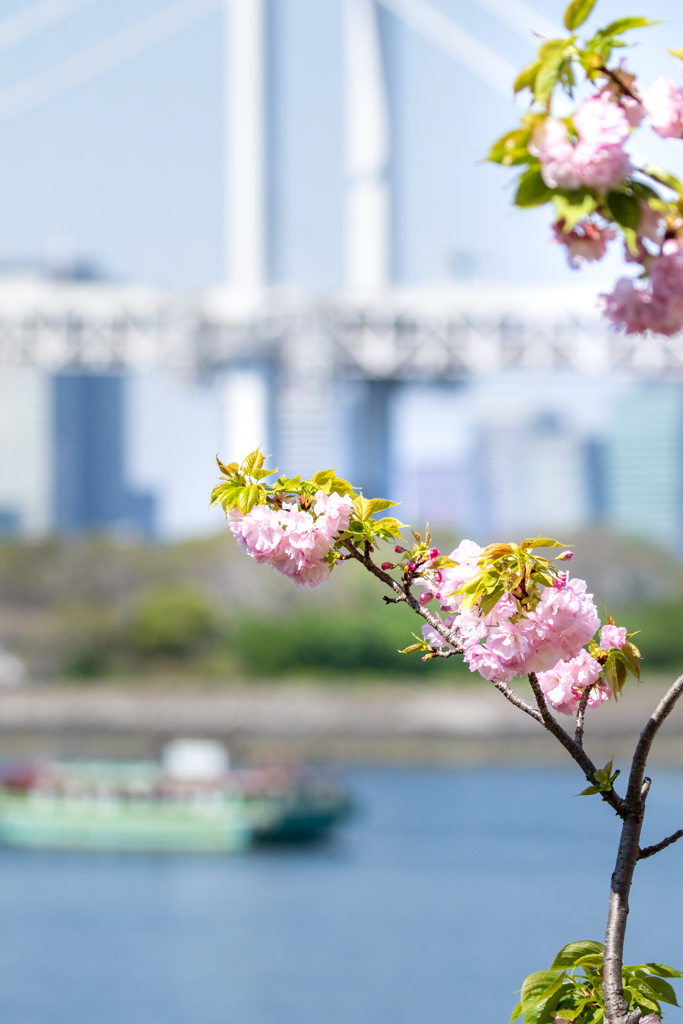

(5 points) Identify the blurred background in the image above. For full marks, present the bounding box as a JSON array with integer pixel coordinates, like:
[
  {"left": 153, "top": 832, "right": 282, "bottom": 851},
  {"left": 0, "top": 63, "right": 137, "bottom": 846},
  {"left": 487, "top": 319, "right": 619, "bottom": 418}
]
[{"left": 1, "top": 0, "right": 683, "bottom": 1021}]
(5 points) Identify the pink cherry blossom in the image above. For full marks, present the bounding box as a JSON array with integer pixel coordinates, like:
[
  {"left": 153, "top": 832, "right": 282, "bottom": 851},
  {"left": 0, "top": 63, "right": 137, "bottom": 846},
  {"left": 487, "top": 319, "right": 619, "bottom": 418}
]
[
  {"left": 552, "top": 572, "right": 568, "bottom": 590},
  {"left": 571, "top": 141, "right": 631, "bottom": 192},
  {"left": 573, "top": 96, "right": 630, "bottom": 146},
  {"left": 553, "top": 221, "right": 616, "bottom": 268},
  {"left": 602, "top": 251, "right": 683, "bottom": 337},
  {"left": 600, "top": 625, "right": 627, "bottom": 650},
  {"left": 229, "top": 490, "right": 353, "bottom": 588},
  {"left": 638, "top": 201, "right": 665, "bottom": 243},
  {"left": 529, "top": 118, "right": 581, "bottom": 190},
  {"left": 643, "top": 77, "right": 683, "bottom": 138},
  {"left": 531, "top": 99, "right": 631, "bottom": 195},
  {"left": 537, "top": 649, "right": 609, "bottom": 716}
]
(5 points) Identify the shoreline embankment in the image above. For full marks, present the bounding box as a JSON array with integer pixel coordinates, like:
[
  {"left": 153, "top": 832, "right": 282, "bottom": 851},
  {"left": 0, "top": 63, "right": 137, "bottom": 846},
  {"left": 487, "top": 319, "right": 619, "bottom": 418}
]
[{"left": 0, "top": 679, "right": 679, "bottom": 765}]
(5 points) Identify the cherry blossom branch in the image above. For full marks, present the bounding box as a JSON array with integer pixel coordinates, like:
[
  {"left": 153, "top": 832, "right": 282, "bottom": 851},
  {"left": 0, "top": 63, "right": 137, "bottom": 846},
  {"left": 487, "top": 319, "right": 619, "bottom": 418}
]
[
  {"left": 597, "top": 64, "right": 640, "bottom": 102},
  {"left": 575, "top": 684, "right": 594, "bottom": 747},
  {"left": 341, "top": 540, "right": 464, "bottom": 652},
  {"left": 639, "top": 829, "right": 683, "bottom": 860},
  {"left": 603, "top": 672, "right": 683, "bottom": 1024},
  {"left": 527, "top": 673, "right": 626, "bottom": 819},
  {"left": 490, "top": 679, "right": 544, "bottom": 724}
]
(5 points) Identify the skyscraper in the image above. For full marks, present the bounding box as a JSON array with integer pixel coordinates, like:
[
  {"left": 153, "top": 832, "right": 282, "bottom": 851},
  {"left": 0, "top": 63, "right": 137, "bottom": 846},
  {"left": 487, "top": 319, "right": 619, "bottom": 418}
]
[
  {"left": 53, "top": 373, "right": 156, "bottom": 538},
  {"left": 606, "top": 384, "right": 683, "bottom": 551}
]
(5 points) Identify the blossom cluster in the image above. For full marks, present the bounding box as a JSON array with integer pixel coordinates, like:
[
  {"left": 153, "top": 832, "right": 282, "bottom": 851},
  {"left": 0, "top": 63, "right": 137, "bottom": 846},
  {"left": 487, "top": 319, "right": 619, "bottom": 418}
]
[
  {"left": 551, "top": 79, "right": 683, "bottom": 336},
  {"left": 530, "top": 96, "right": 633, "bottom": 194},
  {"left": 417, "top": 540, "right": 624, "bottom": 716},
  {"left": 489, "top": 2, "right": 683, "bottom": 339},
  {"left": 229, "top": 490, "right": 353, "bottom": 588}
]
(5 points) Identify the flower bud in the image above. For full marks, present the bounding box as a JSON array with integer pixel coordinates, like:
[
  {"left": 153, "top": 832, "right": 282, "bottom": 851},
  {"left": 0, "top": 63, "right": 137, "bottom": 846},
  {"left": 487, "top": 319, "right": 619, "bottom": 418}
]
[
  {"left": 394, "top": 545, "right": 406, "bottom": 553},
  {"left": 552, "top": 572, "right": 568, "bottom": 590},
  {"left": 434, "top": 572, "right": 442, "bottom": 583},
  {"left": 406, "top": 561, "right": 416, "bottom": 573},
  {"left": 557, "top": 550, "right": 573, "bottom": 561},
  {"left": 381, "top": 562, "right": 394, "bottom": 571},
  {"left": 428, "top": 547, "right": 440, "bottom": 559},
  {"left": 419, "top": 592, "right": 433, "bottom": 605}
]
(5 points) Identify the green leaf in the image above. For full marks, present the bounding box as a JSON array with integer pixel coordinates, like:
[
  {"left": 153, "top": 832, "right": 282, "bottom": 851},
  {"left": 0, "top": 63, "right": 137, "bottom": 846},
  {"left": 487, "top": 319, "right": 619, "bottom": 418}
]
[
  {"left": 606, "top": 191, "right": 641, "bottom": 230},
  {"left": 372, "top": 517, "right": 406, "bottom": 539},
  {"left": 628, "top": 180, "right": 661, "bottom": 202},
  {"left": 642, "top": 163, "right": 683, "bottom": 197},
  {"left": 430, "top": 556, "right": 457, "bottom": 569},
  {"left": 216, "top": 456, "right": 240, "bottom": 477},
  {"left": 488, "top": 127, "right": 533, "bottom": 166},
  {"left": 601, "top": 17, "right": 658, "bottom": 35},
  {"left": 641, "top": 977, "right": 679, "bottom": 1006},
  {"left": 668, "top": 47, "right": 683, "bottom": 60},
  {"left": 550, "top": 941, "right": 604, "bottom": 970},
  {"left": 521, "top": 537, "right": 569, "bottom": 551},
  {"left": 564, "top": 0, "right": 598, "bottom": 30},
  {"left": 274, "top": 475, "right": 303, "bottom": 492},
  {"left": 515, "top": 167, "right": 554, "bottom": 208},
  {"left": 579, "top": 785, "right": 601, "bottom": 796},
  {"left": 621, "top": 641, "right": 641, "bottom": 681},
  {"left": 514, "top": 59, "right": 541, "bottom": 94},
  {"left": 521, "top": 971, "right": 564, "bottom": 1013},
  {"left": 524, "top": 986, "right": 564, "bottom": 1024},
  {"left": 352, "top": 495, "right": 397, "bottom": 521},
  {"left": 604, "top": 651, "right": 629, "bottom": 698},
  {"left": 534, "top": 41, "right": 571, "bottom": 105},
  {"left": 237, "top": 485, "right": 264, "bottom": 514},
  {"left": 645, "top": 964, "right": 683, "bottom": 979},
  {"left": 626, "top": 978, "right": 662, "bottom": 1013},
  {"left": 510, "top": 1002, "right": 524, "bottom": 1023},
  {"left": 311, "top": 469, "right": 336, "bottom": 486},
  {"left": 241, "top": 448, "right": 265, "bottom": 477},
  {"left": 553, "top": 192, "right": 598, "bottom": 230}
]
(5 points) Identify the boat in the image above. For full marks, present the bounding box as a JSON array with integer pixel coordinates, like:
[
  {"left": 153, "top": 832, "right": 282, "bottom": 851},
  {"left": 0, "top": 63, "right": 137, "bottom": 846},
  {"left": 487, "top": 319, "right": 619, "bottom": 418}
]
[{"left": 0, "top": 740, "right": 352, "bottom": 853}]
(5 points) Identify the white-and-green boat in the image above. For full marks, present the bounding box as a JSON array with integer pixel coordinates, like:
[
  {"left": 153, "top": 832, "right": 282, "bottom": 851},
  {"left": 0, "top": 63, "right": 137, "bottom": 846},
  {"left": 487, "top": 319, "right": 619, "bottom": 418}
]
[{"left": 0, "top": 741, "right": 352, "bottom": 853}]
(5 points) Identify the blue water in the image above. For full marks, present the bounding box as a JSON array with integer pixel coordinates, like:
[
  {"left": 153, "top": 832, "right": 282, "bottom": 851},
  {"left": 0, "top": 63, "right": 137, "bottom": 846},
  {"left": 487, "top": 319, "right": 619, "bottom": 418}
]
[{"left": 0, "top": 767, "right": 682, "bottom": 1024}]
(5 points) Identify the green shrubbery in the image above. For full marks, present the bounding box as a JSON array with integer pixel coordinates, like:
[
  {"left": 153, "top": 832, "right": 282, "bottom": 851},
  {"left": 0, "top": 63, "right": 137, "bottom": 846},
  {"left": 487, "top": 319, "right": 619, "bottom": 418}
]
[
  {"left": 231, "top": 607, "right": 464, "bottom": 677},
  {"left": 0, "top": 532, "right": 681, "bottom": 682},
  {"left": 129, "top": 587, "right": 217, "bottom": 658}
]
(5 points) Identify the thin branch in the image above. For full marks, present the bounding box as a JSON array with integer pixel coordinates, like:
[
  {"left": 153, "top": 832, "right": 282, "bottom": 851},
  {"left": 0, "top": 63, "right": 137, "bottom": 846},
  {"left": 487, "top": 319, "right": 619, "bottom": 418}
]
[
  {"left": 527, "top": 673, "right": 626, "bottom": 818},
  {"left": 490, "top": 679, "right": 543, "bottom": 724},
  {"left": 625, "top": 672, "right": 683, "bottom": 813},
  {"left": 575, "top": 684, "right": 594, "bottom": 747},
  {"left": 597, "top": 64, "right": 640, "bottom": 102},
  {"left": 342, "top": 541, "right": 464, "bottom": 653},
  {"left": 639, "top": 828, "right": 683, "bottom": 860}
]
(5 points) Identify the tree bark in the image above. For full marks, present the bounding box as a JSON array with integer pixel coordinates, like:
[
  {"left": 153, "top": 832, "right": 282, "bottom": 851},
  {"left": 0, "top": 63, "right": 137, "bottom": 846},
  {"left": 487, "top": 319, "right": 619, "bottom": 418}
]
[{"left": 603, "top": 672, "right": 683, "bottom": 1023}]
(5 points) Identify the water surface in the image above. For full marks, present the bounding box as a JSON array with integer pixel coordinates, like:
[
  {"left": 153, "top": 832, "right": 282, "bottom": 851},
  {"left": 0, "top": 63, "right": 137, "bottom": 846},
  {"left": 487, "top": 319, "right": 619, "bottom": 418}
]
[{"left": 0, "top": 767, "right": 681, "bottom": 1024}]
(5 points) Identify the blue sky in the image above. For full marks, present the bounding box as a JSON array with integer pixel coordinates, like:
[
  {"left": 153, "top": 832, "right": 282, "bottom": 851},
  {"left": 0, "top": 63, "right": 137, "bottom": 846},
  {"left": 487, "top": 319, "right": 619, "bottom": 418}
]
[{"left": 0, "top": 0, "right": 682, "bottom": 289}]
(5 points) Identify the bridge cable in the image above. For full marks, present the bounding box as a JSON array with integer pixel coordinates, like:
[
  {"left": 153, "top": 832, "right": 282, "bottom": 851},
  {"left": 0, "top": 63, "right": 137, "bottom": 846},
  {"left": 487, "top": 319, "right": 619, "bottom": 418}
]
[
  {"left": 0, "top": 0, "right": 223, "bottom": 124},
  {"left": 375, "top": 0, "right": 517, "bottom": 97},
  {"left": 469, "top": 0, "right": 562, "bottom": 45},
  {"left": 0, "top": 0, "right": 100, "bottom": 57}
]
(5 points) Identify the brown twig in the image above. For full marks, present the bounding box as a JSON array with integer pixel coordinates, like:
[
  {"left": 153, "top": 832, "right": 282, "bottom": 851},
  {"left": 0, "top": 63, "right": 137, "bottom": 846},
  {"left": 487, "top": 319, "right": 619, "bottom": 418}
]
[
  {"left": 598, "top": 64, "right": 640, "bottom": 103},
  {"left": 575, "top": 684, "right": 594, "bottom": 747},
  {"left": 490, "top": 679, "right": 543, "bottom": 724},
  {"left": 639, "top": 828, "right": 683, "bottom": 860},
  {"left": 342, "top": 540, "right": 464, "bottom": 653},
  {"left": 527, "top": 673, "right": 626, "bottom": 819}
]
